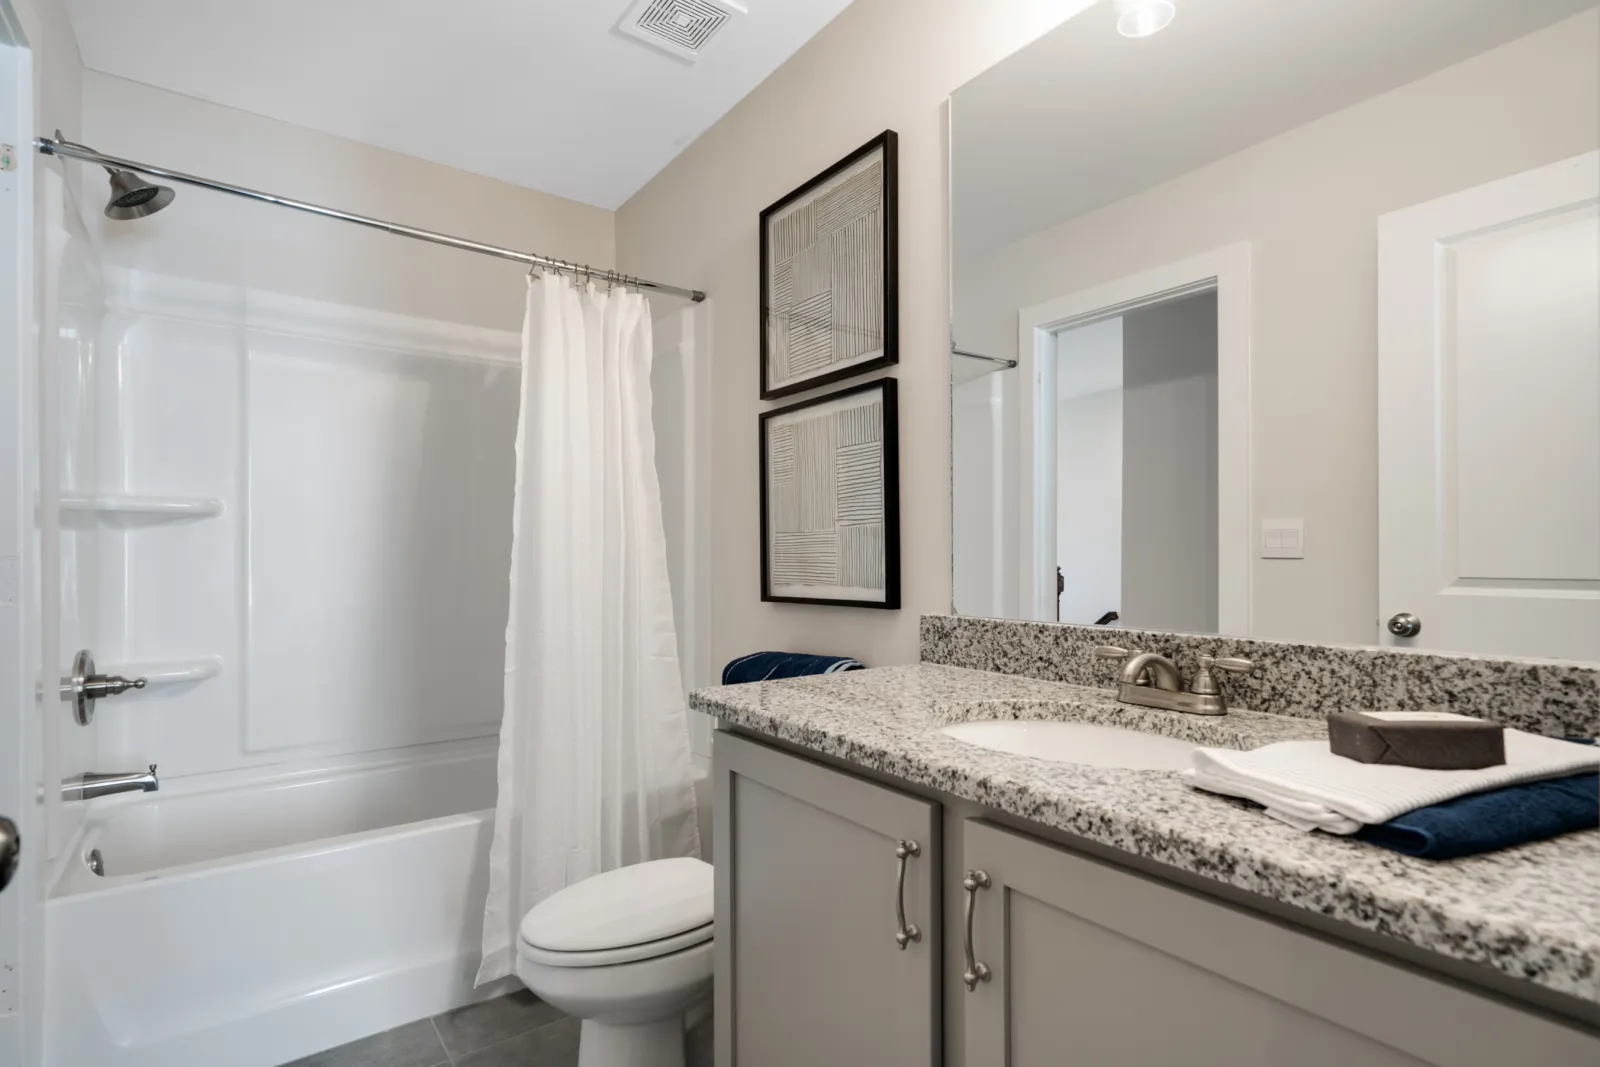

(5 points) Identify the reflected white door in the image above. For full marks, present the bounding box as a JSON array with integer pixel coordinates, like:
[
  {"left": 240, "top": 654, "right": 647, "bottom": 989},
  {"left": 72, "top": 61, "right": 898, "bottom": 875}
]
[{"left": 1378, "top": 152, "right": 1600, "bottom": 659}]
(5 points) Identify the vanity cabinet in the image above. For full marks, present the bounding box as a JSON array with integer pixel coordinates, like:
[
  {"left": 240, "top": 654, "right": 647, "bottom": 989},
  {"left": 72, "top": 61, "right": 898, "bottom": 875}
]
[
  {"left": 715, "top": 731, "right": 1600, "bottom": 1067},
  {"left": 958, "top": 819, "right": 1596, "bottom": 1067},
  {"left": 713, "top": 731, "right": 941, "bottom": 1067}
]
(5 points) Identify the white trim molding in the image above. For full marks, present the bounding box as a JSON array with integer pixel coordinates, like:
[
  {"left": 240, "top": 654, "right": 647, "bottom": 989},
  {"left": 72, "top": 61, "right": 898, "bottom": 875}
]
[
  {"left": 0, "top": 15, "right": 38, "bottom": 1060},
  {"left": 1016, "top": 242, "right": 1253, "bottom": 636}
]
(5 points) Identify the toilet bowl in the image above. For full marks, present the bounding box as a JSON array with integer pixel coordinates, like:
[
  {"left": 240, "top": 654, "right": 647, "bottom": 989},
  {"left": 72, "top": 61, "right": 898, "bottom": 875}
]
[{"left": 515, "top": 857, "right": 713, "bottom": 1067}]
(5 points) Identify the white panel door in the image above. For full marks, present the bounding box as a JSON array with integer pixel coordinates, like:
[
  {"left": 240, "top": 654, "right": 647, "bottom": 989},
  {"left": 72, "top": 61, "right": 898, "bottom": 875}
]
[{"left": 1378, "top": 152, "right": 1600, "bottom": 659}]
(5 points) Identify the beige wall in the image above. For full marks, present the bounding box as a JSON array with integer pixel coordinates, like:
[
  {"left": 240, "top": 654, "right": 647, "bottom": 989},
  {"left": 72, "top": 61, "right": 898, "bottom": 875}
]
[
  {"left": 81, "top": 71, "right": 615, "bottom": 332},
  {"left": 616, "top": 0, "right": 1095, "bottom": 669},
  {"left": 954, "top": 11, "right": 1600, "bottom": 645}
]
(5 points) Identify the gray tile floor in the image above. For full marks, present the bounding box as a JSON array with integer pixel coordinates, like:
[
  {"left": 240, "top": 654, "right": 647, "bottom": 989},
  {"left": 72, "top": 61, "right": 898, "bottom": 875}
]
[{"left": 279, "top": 989, "right": 713, "bottom": 1067}]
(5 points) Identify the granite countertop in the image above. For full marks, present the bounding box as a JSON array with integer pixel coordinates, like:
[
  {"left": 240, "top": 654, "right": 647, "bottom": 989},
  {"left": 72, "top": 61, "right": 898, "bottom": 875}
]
[{"left": 691, "top": 664, "right": 1600, "bottom": 1006}]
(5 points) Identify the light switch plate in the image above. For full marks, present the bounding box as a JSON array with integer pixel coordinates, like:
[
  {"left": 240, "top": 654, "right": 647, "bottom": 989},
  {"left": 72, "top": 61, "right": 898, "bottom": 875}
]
[{"left": 1261, "top": 518, "right": 1305, "bottom": 559}]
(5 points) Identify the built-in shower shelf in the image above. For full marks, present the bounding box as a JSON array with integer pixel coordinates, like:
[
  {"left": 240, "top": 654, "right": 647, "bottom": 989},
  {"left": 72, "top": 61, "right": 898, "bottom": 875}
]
[
  {"left": 60, "top": 493, "right": 224, "bottom": 522},
  {"left": 105, "top": 656, "right": 223, "bottom": 687}
]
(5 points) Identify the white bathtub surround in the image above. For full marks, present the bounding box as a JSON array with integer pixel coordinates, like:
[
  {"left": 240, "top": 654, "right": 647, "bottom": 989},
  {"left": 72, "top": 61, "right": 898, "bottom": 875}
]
[
  {"left": 479, "top": 275, "right": 702, "bottom": 985},
  {"left": 40, "top": 270, "right": 532, "bottom": 1066},
  {"left": 77, "top": 266, "right": 522, "bottom": 781}
]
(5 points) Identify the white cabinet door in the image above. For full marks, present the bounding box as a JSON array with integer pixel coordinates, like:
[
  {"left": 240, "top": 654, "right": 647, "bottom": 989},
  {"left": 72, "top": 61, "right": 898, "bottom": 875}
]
[{"left": 1378, "top": 151, "right": 1600, "bottom": 658}]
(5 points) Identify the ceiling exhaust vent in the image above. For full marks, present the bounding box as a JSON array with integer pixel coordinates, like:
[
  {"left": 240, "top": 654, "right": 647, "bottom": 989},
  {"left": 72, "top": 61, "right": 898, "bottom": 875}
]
[{"left": 617, "top": 0, "right": 744, "bottom": 63}]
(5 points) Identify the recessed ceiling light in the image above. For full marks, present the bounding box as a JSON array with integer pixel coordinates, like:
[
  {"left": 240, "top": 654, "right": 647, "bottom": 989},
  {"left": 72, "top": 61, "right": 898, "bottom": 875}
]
[{"left": 1114, "top": 0, "right": 1176, "bottom": 38}]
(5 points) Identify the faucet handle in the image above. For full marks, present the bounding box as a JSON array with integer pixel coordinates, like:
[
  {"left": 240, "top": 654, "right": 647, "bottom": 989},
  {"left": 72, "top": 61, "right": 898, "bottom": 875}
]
[
  {"left": 1191, "top": 655, "right": 1254, "bottom": 697},
  {"left": 1096, "top": 646, "right": 1158, "bottom": 688}
]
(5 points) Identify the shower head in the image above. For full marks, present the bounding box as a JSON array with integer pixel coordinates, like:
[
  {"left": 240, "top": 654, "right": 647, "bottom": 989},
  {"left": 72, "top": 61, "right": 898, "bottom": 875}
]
[
  {"left": 42, "top": 132, "right": 176, "bottom": 220},
  {"left": 103, "top": 168, "right": 175, "bottom": 220}
]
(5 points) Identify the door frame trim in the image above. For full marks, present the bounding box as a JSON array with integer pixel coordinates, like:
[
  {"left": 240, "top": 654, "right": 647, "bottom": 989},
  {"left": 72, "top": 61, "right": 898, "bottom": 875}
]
[
  {"left": 0, "top": 5, "right": 37, "bottom": 1059},
  {"left": 1015, "top": 242, "right": 1252, "bottom": 634}
]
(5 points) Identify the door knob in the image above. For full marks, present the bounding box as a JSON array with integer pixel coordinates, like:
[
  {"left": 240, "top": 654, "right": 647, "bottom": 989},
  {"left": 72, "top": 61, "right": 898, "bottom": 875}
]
[
  {"left": 1387, "top": 613, "right": 1422, "bottom": 638},
  {"left": 0, "top": 816, "right": 18, "bottom": 894}
]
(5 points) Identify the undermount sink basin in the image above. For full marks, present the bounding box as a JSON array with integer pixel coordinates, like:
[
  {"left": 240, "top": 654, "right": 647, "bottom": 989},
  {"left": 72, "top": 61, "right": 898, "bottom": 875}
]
[{"left": 939, "top": 719, "right": 1197, "bottom": 770}]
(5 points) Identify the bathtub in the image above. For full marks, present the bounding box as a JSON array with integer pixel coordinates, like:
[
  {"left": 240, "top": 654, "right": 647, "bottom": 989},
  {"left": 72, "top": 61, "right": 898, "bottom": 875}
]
[{"left": 43, "top": 741, "right": 510, "bottom": 1067}]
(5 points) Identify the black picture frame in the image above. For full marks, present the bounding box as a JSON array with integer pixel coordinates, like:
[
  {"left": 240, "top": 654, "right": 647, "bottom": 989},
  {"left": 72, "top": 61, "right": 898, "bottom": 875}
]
[
  {"left": 759, "top": 378, "right": 900, "bottom": 609},
  {"left": 759, "top": 130, "right": 899, "bottom": 400}
]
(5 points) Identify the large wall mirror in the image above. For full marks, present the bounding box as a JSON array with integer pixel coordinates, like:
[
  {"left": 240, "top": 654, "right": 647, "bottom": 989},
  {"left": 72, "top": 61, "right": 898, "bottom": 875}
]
[{"left": 949, "top": 0, "right": 1599, "bottom": 661}]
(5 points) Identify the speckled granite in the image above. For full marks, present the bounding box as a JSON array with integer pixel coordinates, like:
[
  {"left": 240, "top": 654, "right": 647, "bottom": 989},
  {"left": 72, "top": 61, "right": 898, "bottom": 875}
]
[
  {"left": 920, "top": 614, "right": 1600, "bottom": 737},
  {"left": 692, "top": 664, "right": 1600, "bottom": 1005},
  {"left": 1369, "top": 649, "right": 1600, "bottom": 738}
]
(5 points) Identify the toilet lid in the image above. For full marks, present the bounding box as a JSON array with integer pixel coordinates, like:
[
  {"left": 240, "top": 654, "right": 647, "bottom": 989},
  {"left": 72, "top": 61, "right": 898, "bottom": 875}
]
[
  {"left": 519, "top": 857, "right": 713, "bottom": 953},
  {"left": 519, "top": 920, "right": 713, "bottom": 969}
]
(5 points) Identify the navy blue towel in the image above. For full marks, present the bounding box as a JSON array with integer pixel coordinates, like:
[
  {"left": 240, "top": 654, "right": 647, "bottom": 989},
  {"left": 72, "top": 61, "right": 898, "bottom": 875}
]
[
  {"left": 1355, "top": 745, "right": 1598, "bottom": 861},
  {"left": 722, "top": 651, "right": 864, "bottom": 686}
]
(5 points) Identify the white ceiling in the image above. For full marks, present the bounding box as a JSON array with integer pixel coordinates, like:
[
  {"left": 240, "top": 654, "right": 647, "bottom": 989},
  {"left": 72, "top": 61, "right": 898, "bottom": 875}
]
[
  {"left": 953, "top": 0, "right": 1597, "bottom": 261},
  {"left": 64, "top": 0, "right": 857, "bottom": 209}
]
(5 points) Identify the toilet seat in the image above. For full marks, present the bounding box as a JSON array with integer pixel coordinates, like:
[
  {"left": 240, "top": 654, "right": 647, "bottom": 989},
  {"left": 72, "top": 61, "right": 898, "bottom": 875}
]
[
  {"left": 519, "top": 920, "right": 713, "bottom": 968},
  {"left": 517, "top": 857, "right": 714, "bottom": 969}
]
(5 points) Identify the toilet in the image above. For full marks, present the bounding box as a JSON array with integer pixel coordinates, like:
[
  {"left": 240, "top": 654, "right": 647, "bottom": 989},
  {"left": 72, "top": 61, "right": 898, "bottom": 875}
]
[{"left": 516, "top": 857, "right": 714, "bottom": 1067}]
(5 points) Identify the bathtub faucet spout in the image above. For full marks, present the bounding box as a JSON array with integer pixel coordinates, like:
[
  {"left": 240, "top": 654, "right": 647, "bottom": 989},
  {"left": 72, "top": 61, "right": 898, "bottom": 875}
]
[{"left": 61, "top": 764, "right": 159, "bottom": 802}]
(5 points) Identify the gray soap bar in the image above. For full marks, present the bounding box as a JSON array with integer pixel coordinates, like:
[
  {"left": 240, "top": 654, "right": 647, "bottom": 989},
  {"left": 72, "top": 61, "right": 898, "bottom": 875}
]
[{"left": 1328, "top": 711, "right": 1506, "bottom": 769}]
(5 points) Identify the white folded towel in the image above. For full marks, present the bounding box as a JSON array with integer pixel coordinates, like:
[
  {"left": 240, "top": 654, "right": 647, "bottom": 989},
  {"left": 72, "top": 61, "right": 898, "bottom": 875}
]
[{"left": 1183, "top": 730, "right": 1600, "bottom": 834}]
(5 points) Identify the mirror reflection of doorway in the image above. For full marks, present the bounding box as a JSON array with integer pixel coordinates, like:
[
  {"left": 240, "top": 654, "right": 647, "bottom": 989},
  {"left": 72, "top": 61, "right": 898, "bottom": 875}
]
[{"left": 1052, "top": 292, "right": 1218, "bottom": 633}]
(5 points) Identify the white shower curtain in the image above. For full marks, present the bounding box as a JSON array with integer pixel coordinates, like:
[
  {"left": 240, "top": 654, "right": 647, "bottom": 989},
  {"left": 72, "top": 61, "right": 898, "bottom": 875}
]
[{"left": 477, "top": 273, "right": 702, "bottom": 985}]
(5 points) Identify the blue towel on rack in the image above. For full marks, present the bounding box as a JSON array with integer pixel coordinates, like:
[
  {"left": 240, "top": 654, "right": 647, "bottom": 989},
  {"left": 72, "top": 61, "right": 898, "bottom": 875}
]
[
  {"left": 721, "top": 651, "right": 864, "bottom": 686},
  {"left": 1354, "top": 739, "right": 1598, "bottom": 860}
]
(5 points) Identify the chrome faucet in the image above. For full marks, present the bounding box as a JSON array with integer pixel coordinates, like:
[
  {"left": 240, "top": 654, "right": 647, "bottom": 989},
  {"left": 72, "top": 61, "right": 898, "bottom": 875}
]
[
  {"left": 61, "top": 764, "right": 159, "bottom": 802},
  {"left": 1094, "top": 647, "right": 1254, "bottom": 716}
]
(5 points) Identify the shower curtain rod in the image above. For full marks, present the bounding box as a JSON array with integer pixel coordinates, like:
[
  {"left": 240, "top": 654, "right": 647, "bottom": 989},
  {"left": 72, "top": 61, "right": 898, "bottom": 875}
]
[
  {"left": 36, "top": 136, "right": 708, "bottom": 303},
  {"left": 952, "top": 346, "right": 1017, "bottom": 369}
]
